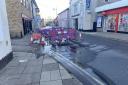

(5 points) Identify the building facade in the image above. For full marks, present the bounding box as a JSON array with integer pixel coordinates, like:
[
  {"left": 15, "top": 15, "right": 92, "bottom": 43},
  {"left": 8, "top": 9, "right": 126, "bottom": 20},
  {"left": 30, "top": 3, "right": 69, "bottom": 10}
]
[
  {"left": 69, "top": 0, "right": 97, "bottom": 31},
  {"left": 6, "top": 0, "right": 40, "bottom": 38},
  {"left": 0, "top": 0, "right": 13, "bottom": 69},
  {"left": 96, "top": 0, "right": 128, "bottom": 33},
  {"left": 31, "top": 1, "right": 42, "bottom": 30},
  {"left": 57, "top": 8, "right": 69, "bottom": 28}
]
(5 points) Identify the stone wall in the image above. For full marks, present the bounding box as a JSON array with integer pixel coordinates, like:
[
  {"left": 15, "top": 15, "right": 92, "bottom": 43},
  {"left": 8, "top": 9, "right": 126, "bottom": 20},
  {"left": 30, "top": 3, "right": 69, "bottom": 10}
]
[{"left": 5, "top": 0, "right": 32, "bottom": 38}]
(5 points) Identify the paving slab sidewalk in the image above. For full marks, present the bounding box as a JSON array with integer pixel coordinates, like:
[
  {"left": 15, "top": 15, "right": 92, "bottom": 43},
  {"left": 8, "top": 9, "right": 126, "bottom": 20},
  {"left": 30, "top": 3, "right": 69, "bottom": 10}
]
[
  {"left": 40, "top": 55, "right": 83, "bottom": 85},
  {"left": 0, "top": 34, "right": 83, "bottom": 85}
]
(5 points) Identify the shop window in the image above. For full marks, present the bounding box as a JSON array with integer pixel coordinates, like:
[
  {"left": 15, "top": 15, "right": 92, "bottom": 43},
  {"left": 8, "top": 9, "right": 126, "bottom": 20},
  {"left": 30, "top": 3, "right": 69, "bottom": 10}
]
[
  {"left": 119, "top": 13, "right": 128, "bottom": 32},
  {"left": 105, "top": 15, "right": 116, "bottom": 31}
]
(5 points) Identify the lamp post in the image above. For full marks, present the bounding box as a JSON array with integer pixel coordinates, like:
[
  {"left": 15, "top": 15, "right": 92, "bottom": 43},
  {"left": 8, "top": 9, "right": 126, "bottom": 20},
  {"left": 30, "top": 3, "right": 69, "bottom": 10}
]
[
  {"left": 53, "top": 8, "right": 58, "bottom": 17},
  {"left": 53, "top": 8, "right": 58, "bottom": 27}
]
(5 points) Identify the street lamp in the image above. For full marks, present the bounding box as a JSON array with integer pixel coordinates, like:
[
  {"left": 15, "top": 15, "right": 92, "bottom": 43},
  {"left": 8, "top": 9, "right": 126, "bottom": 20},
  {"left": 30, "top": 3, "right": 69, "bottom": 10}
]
[
  {"left": 52, "top": 8, "right": 58, "bottom": 27},
  {"left": 53, "top": 8, "right": 58, "bottom": 17}
]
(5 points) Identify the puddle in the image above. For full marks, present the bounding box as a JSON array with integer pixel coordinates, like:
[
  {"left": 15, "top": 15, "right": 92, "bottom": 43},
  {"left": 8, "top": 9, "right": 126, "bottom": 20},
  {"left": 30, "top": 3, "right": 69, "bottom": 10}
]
[
  {"left": 41, "top": 41, "right": 96, "bottom": 68},
  {"left": 90, "top": 45, "right": 108, "bottom": 53}
]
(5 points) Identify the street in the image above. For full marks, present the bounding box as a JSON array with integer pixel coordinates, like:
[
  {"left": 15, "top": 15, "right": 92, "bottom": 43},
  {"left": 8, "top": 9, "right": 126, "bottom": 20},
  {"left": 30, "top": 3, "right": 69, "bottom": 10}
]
[
  {"left": 48, "top": 33, "right": 128, "bottom": 85},
  {"left": 0, "top": 32, "right": 128, "bottom": 85},
  {"left": 1, "top": 0, "right": 128, "bottom": 85}
]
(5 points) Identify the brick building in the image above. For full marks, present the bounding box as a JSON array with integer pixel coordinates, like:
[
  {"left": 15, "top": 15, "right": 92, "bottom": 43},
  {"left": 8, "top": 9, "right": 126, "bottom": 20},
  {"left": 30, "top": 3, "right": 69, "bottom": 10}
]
[{"left": 5, "top": 0, "right": 39, "bottom": 38}]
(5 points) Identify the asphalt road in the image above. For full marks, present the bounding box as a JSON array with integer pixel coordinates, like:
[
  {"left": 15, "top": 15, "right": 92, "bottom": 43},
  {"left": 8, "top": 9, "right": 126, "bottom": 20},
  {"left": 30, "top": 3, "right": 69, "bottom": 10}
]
[{"left": 51, "top": 34, "right": 128, "bottom": 85}]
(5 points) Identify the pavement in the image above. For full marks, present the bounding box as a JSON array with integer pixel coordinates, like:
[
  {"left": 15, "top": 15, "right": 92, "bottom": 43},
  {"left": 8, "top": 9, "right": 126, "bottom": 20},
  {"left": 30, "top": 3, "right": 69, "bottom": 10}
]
[
  {"left": 85, "top": 32, "right": 128, "bottom": 43},
  {"left": 0, "top": 34, "right": 83, "bottom": 85}
]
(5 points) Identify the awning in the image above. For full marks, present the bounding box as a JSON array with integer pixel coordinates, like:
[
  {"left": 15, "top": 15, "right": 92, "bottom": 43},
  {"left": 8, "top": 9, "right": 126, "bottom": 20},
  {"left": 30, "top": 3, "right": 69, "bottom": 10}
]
[{"left": 95, "top": 0, "right": 128, "bottom": 12}]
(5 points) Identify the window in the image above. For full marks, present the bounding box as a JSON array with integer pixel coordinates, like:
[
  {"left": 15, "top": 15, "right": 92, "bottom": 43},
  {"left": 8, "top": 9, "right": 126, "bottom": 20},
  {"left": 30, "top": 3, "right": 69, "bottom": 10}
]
[
  {"left": 105, "top": 0, "right": 111, "bottom": 2},
  {"left": 73, "top": 3, "right": 78, "bottom": 15},
  {"left": 25, "top": 0, "right": 29, "bottom": 8},
  {"left": 23, "top": 0, "right": 26, "bottom": 6},
  {"left": 21, "top": 0, "right": 27, "bottom": 7},
  {"left": 20, "top": 0, "right": 23, "bottom": 3},
  {"left": 21, "top": 0, "right": 29, "bottom": 8}
]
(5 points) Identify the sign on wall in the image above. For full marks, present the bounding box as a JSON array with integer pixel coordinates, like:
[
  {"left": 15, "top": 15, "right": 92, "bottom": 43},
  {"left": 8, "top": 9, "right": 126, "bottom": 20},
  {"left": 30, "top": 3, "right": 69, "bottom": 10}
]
[{"left": 86, "top": 0, "right": 91, "bottom": 10}]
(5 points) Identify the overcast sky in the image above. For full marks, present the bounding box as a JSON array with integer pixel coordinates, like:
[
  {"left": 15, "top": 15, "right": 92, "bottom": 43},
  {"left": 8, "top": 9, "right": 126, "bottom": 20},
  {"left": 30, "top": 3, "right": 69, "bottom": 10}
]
[{"left": 36, "top": 0, "right": 70, "bottom": 19}]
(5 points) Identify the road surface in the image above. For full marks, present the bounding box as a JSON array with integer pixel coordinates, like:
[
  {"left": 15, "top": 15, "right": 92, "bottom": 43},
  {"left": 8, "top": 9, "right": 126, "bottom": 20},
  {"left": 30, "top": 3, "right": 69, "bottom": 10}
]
[{"left": 47, "top": 34, "right": 128, "bottom": 85}]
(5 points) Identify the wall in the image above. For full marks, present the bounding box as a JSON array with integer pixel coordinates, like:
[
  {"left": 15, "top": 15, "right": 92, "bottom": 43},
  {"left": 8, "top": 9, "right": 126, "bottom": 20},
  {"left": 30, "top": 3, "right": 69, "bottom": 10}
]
[{"left": 0, "top": 0, "right": 12, "bottom": 60}]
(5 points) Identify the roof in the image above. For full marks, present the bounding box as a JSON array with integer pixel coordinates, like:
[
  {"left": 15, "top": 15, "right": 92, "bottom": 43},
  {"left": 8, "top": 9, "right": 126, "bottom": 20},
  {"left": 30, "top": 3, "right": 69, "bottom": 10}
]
[
  {"left": 95, "top": 0, "right": 128, "bottom": 12},
  {"left": 58, "top": 8, "right": 69, "bottom": 15}
]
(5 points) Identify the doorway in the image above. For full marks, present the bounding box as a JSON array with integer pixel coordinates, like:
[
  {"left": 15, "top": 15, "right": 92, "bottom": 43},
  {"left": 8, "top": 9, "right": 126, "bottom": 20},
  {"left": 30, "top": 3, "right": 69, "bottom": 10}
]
[
  {"left": 22, "top": 18, "right": 32, "bottom": 35},
  {"left": 74, "top": 18, "right": 78, "bottom": 30}
]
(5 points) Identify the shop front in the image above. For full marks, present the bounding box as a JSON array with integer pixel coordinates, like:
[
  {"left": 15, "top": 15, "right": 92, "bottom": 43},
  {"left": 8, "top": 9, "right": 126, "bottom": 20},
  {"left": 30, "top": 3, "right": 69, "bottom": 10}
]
[
  {"left": 119, "top": 13, "right": 128, "bottom": 32},
  {"left": 101, "top": 7, "right": 128, "bottom": 33}
]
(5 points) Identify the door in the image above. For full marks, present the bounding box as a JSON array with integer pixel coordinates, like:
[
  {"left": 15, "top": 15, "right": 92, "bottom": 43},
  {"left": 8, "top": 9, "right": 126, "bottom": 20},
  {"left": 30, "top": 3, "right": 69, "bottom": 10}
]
[
  {"left": 105, "top": 15, "right": 117, "bottom": 32},
  {"left": 22, "top": 19, "right": 32, "bottom": 35},
  {"left": 22, "top": 19, "right": 26, "bottom": 35},
  {"left": 74, "top": 18, "right": 78, "bottom": 30}
]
